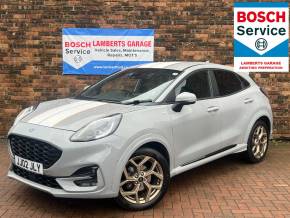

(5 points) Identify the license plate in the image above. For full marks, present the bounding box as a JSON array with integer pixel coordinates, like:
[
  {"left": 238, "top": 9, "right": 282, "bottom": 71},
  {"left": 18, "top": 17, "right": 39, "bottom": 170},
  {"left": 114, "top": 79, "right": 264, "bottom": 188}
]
[{"left": 15, "top": 155, "right": 43, "bottom": 175}]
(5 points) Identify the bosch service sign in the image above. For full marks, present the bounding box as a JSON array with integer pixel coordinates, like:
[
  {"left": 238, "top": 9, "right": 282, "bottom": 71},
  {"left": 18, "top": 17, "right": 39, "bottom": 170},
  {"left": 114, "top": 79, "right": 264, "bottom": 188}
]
[
  {"left": 234, "top": 2, "right": 289, "bottom": 72},
  {"left": 62, "top": 28, "right": 154, "bottom": 75}
]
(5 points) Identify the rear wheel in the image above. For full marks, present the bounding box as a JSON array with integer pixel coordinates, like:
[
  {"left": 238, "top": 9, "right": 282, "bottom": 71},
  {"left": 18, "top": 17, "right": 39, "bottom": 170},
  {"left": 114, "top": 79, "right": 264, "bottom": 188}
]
[
  {"left": 116, "top": 148, "right": 170, "bottom": 210},
  {"left": 244, "top": 120, "right": 269, "bottom": 163}
]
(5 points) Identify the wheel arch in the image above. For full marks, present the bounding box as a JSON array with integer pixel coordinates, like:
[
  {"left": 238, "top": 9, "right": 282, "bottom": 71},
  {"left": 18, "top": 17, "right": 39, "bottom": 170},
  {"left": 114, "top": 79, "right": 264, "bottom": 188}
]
[
  {"left": 244, "top": 113, "right": 272, "bottom": 143},
  {"left": 257, "top": 115, "right": 271, "bottom": 133},
  {"left": 112, "top": 135, "right": 173, "bottom": 195},
  {"left": 138, "top": 141, "right": 170, "bottom": 165}
]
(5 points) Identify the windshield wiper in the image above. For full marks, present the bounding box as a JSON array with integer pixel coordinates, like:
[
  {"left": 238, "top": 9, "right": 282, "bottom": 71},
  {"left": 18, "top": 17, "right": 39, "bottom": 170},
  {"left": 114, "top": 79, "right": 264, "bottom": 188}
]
[
  {"left": 123, "top": 99, "right": 153, "bottom": 105},
  {"left": 97, "top": 99, "right": 121, "bottom": 103},
  {"left": 75, "top": 96, "right": 121, "bottom": 104}
]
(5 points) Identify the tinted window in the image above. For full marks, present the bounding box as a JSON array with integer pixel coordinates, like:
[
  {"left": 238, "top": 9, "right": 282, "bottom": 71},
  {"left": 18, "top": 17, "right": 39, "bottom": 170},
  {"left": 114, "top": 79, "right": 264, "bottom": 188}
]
[
  {"left": 238, "top": 75, "right": 250, "bottom": 88},
  {"left": 175, "top": 70, "right": 211, "bottom": 99},
  {"left": 213, "top": 70, "right": 242, "bottom": 96},
  {"left": 79, "top": 68, "right": 181, "bottom": 103}
]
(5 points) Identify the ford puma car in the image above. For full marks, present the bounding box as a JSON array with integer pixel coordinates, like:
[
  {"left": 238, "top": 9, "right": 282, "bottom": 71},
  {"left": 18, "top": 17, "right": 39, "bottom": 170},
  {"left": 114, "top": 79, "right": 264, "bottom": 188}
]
[{"left": 7, "top": 62, "right": 272, "bottom": 210}]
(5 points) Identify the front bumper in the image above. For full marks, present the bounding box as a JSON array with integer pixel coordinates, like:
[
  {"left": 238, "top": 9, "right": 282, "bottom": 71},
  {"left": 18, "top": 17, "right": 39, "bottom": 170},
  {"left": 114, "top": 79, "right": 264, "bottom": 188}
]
[
  {"left": 7, "top": 170, "right": 116, "bottom": 199},
  {"left": 7, "top": 122, "right": 125, "bottom": 198},
  {"left": 7, "top": 166, "right": 114, "bottom": 198}
]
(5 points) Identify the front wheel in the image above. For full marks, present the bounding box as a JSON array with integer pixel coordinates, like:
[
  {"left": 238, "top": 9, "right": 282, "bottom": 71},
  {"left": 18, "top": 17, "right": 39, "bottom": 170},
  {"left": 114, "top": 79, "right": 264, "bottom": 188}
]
[
  {"left": 115, "top": 148, "right": 170, "bottom": 210},
  {"left": 244, "top": 120, "right": 269, "bottom": 163}
]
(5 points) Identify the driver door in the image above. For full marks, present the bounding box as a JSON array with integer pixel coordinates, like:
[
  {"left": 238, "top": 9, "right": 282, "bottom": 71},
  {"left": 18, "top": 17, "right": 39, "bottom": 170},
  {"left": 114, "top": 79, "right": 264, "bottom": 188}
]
[{"left": 168, "top": 70, "right": 223, "bottom": 166}]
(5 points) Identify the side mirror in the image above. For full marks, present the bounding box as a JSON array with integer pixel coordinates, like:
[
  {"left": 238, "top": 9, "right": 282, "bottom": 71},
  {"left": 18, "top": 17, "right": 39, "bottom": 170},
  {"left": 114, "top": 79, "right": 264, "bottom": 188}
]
[{"left": 172, "top": 92, "right": 197, "bottom": 112}]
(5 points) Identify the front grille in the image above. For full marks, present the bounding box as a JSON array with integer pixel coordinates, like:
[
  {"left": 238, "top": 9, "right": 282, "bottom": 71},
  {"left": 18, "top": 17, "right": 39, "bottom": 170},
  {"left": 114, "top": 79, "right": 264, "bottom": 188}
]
[
  {"left": 12, "top": 164, "right": 61, "bottom": 189},
  {"left": 9, "top": 135, "right": 62, "bottom": 169}
]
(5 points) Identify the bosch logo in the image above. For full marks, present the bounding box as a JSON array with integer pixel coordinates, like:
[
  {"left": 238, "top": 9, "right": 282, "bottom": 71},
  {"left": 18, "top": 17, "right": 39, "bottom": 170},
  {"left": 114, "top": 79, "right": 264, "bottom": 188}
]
[
  {"left": 237, "top": 11, "right": 286, "bottom": 23},
  {"left": 255, "top": 38, "right": 268, "bottom": 51},
  {"left": 74, "top": 55, "right": 83, "bottom": 63}
]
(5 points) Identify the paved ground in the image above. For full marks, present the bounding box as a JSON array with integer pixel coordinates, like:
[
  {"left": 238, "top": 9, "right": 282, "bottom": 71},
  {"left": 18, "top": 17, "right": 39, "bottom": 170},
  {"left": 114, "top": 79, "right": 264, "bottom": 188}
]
[{"left": 1, "top": 141, "right": 290, "bottom": 218}]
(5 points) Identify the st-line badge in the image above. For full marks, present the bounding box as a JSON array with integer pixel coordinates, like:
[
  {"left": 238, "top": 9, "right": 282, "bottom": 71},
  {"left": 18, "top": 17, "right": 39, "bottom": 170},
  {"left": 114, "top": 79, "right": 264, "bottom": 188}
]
[{"left": 234, "top": 2, "right": 289, "bottom": 72}]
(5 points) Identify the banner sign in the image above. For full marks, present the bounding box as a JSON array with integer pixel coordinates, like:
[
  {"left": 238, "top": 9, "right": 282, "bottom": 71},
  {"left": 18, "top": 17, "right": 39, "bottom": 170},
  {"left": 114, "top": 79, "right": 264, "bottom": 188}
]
[
  {"left": 62, "top": 28, "right": 154, "bottom": 75},
  {"left": 234, "top": 2, "right": 289, "bottom": 72}
]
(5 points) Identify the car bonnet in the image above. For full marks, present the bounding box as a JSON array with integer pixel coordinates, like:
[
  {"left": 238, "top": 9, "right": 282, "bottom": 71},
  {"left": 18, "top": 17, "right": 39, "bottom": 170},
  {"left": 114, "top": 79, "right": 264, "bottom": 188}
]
[{"left": 21, "top": 98, "right": 145, "bottom": 131}]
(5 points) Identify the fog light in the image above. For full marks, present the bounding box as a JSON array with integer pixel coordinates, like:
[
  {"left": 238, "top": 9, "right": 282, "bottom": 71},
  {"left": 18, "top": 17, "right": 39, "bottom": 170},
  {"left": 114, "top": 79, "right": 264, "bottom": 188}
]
[
  {"left": 74, "top": 178, "right": 97, "bottom": 187},
  {"left": 72, "top": 165, "right": 98, "bottom": 187}
]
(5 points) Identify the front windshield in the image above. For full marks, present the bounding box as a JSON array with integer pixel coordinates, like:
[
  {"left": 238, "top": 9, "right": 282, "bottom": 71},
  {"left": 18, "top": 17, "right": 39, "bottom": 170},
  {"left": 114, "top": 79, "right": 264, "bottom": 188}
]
[{"left": 78, "top": 68, "right": 181, "bottom": 104}]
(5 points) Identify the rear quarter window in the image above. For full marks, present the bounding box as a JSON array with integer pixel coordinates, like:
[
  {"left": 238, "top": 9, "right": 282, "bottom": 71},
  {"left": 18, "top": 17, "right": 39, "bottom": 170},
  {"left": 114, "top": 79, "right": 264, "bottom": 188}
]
[
  {"left": 213, "top": 70, "right": 244, "bottom": 96},
  {"left": 237, "top": 75, "right": 250, "bottom": 88}
]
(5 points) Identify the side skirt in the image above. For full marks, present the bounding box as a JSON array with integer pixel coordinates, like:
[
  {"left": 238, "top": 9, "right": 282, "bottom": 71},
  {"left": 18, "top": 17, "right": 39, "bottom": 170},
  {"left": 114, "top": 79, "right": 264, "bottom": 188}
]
[{"left": 170, "top": 143, "right": 247, "bottom": 177}]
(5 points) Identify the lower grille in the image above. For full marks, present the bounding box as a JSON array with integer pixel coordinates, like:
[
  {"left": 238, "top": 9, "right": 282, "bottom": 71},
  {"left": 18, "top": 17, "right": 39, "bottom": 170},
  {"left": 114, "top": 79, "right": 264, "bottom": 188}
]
[
  {"left": 9, "top": 134, "right": 62, "bottom": 169},
  {"left": 12, "top": 165, "right": 62, "bottom": 189}
]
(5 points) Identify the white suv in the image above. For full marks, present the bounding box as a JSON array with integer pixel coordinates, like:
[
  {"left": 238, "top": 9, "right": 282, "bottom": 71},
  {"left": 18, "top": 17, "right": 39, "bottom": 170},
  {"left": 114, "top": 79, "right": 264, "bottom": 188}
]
[{"left": 7, "top": 62, "right": 272, "bottom": 210}]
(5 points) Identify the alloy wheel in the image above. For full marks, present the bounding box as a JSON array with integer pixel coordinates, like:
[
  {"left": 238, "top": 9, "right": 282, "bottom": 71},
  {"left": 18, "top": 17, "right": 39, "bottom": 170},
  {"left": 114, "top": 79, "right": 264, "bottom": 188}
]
[
  {"left": 251, "top": 125, "right": 268, "bottom": 159},
  {"left": 120, "top": 155, "right": 164, "bottom": 204}
]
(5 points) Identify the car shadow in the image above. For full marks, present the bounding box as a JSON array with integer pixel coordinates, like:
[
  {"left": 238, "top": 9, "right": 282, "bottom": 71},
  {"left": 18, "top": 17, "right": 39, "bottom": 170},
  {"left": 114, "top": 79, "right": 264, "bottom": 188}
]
[
  {"left": 170, "top": 153, "right": 247, "bottom": 181},
  {"left": 25, "top": 188, "right": 123, "bottom": 214}
]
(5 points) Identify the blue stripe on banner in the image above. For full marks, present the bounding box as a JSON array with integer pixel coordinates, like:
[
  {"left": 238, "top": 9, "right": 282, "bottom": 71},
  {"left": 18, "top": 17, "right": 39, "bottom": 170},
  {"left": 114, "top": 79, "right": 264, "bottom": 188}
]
[
  {"left": 234, "top": 2, "right": 288, "bottom": 8},
  {"left": 234, "top": 39, "right": 289, "bottom": 57},
  {"left": 62, "top": 28, "right": 154, "bottom": 36},
  {"left": 63, "top": 60, "right": 152, "bottom": 75}
]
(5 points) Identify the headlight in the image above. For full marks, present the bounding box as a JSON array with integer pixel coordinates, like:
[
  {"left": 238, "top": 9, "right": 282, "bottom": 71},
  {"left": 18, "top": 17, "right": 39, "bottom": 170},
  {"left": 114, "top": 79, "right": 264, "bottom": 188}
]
[
  {"left": 70, "top": 114, "right": 122, "bottom": 142},
  {"left": 13, "top": 105, "right": 37, "bottom": 126}
]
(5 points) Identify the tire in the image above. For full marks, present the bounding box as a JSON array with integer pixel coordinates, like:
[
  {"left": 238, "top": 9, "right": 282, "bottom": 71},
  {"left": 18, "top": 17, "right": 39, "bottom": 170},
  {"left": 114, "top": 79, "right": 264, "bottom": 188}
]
[
  {"left": 244, "top": 120, "right": 270, "bottom": 163},
  {"left": 115, "top": 147, "right": 170, "bottom": 210}
]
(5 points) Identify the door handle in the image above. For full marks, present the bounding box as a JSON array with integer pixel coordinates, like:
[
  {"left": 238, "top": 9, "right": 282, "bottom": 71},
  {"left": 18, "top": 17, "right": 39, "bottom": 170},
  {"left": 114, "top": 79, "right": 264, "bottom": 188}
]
[
  {"left": 207, "top": 106, "right": 219, "bottom": 112},
  {"left": 244, "top": 98, "right": 254, "bottom": 104}
]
